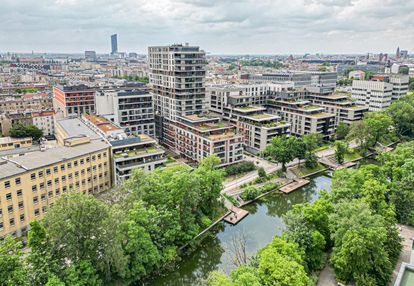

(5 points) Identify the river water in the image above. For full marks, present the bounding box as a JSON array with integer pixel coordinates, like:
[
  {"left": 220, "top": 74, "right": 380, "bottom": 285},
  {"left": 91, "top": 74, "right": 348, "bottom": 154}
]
[{"left": 148, "top": 175, "right": 332, "bottom": 286}]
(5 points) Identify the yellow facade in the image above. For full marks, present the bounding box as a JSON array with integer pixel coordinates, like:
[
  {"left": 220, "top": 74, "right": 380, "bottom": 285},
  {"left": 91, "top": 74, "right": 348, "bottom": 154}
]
[
  {"left": 0, "top": 137, "right": 32, "bottom": 151},
  {"left": 0, "top": 149, "right": 111, "bottom": 237}
]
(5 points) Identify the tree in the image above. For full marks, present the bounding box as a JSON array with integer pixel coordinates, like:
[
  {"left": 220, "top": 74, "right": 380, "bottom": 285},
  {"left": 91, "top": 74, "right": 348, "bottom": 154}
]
[
  {"left": 64, "top": 260, "right": 102, "bottom": 286},
  {"left": 9, "top": 124, "right": 43, "bottom": 140},
  {"left": 387, "top": 95, "right": 414, "bottom": 136},
  {"left": 335, "top": 141, "right": 347, "bottom": 164},
  {"left": 257, "top": 167, "right": 266, "bottom": 178},
  {"left": 257, "top": 237, "right": 310, "bottom": 286},
  {"left": 36, "top": 193, "right": 127, "bottom": 283},
  {"left": 335, "top": 122, "right": 350, "bottom": 140},
  {"left": 0, "top": 235, "right": 28, "bottom": 286},
  {"left": 45, "top": 275, "right": 65, "bottom": 286},
  {"left": 207, "top": 271, "right": 232, "bottom": 286},
  {"left": 265, "top": 135, "right": 303, "bottom": 171},
  {"left": 329, "top": 200, "right": 397, "bottom": 285},
  {"left": 399, "top": 66, "right": 409, "bottom": 75}
]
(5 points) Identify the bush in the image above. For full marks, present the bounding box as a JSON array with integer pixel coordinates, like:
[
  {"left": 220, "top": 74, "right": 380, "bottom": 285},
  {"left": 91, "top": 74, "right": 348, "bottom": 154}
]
[
  {"left": 240, "top": 186, "right": 259, "bottom": 201},
  {"left": 225, "top": 161, "right": 256, "bottom": 177},
  {"left": 258, "top": 167, "right": 266, "bottom": 178}
]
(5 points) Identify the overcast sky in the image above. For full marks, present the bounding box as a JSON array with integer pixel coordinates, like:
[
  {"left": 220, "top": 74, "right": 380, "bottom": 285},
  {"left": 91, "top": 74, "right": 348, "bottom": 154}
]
[{"left": 1, "top": 0, "right": 413, "bottom": 54}]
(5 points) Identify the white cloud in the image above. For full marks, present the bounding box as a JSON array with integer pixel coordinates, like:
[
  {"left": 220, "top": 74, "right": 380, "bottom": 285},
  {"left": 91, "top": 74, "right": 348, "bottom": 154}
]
[{"left": 0, "top": 0, "right": 413, "bottom": 54}]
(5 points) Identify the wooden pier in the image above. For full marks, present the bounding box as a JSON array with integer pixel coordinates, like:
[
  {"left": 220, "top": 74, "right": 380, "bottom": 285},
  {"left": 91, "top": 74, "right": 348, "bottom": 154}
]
[
  {"left": 223, "top": 206, "right": 249, "bottom": 225},
  {"left": 279, "top": 179, "right": 310, "bottom": 194}
]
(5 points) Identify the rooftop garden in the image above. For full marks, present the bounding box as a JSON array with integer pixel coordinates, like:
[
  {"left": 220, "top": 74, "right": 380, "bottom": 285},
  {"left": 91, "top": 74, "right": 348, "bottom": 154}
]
[{"left": 113, "top": 147, "right": 162, "bottom": 158}]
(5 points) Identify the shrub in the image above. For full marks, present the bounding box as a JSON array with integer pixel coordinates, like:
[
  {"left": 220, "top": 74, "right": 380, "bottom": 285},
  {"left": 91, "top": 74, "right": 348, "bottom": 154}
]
[
  {"left": 225, "top": 161, "right": 256, "bottom": 177},
  {"left": 258, "top": 167, "right": 267, "bottom": 178}
]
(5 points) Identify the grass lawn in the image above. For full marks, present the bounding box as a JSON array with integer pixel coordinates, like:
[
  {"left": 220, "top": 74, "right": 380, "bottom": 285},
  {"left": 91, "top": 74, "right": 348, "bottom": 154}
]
[
  {"left": 344, "top": 151, "right": 362, "bottom": 161},
  {"left": 290, "top": 162, "right": 326, "bottom": 177}
]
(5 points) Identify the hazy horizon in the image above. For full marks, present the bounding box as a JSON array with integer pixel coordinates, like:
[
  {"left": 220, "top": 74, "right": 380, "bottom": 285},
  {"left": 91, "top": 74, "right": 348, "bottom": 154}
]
[{"left": 1, "top": 0, "right": 413, "bottom": 54}]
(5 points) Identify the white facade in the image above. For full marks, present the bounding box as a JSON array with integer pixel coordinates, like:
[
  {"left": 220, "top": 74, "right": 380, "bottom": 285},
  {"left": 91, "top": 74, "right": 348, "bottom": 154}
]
[
  {"left": 351, "top": 80, "right": 393, "bottom": 111},
  {"left": 32, "top": 111, "right": 55, "bottom": 136}
]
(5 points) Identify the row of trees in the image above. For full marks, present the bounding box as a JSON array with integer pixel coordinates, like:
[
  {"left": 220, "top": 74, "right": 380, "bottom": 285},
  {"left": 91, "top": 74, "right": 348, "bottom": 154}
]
[{"left": 0, "top": 156, "right": 225, "bottom": 285}]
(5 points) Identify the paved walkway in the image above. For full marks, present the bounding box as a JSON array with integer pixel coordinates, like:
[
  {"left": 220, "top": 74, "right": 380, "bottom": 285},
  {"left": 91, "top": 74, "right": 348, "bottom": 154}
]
[
  {"left": 317, "top": 264, "right": 337, "bottom": 286},
  {"left": 390, "top": 224, "right": 414, "bottom": 285}
]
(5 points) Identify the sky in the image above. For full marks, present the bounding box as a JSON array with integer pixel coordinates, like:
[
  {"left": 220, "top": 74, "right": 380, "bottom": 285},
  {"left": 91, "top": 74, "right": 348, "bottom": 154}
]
[{"left": 1, "top": 0, "right": 414, "bottom": 55}]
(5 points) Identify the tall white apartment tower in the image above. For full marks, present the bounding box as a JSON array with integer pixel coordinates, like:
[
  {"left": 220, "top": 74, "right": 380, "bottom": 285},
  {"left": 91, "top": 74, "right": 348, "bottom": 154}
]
[{"left": 148, "top": 44, "right": 244, "bottom": 166}]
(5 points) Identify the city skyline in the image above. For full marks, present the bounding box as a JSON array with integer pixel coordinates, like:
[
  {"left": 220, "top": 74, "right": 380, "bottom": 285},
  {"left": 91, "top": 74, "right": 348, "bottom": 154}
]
[{"left": 1, "top": 0, "right": 413, "bottom": 54}]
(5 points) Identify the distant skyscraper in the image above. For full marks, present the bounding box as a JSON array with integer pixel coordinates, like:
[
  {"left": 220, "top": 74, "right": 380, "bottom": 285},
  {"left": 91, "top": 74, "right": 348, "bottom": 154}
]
[
  {"left": 84, "top": 50, "right": 97, "bottom": 61},
  {"left": 111, "top": 34, "right": 118, "bottom": 55},
  {"left": 396, "top": 47, "right": 400, "bottom": 59}
]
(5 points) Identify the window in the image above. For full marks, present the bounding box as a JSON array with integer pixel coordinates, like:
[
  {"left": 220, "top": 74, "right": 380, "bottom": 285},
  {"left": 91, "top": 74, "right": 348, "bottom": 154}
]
[
  {"left": 42, "top": 206, "right": 47, "bottom": 213},
  {"left": 8, "top": 205, "right": 13, "bottom": 214},
  {"left": 32, "top": 185, "right": 37, "bottom": 192},
  {"left": 92, "top": 155, "right": 96, "bottom": 161},
  {"left": 18, "top": 201, "right": 23, "bottom": 209},
  {"left": 20, "top": 214, "right": 25, "bottom": 222},
  {"left": 47, "top": 180, "right": 52, "bottom": 186},
  {"left": 38, "top": 171, "right": 43, "bottom": 178},
  {"left": 62, "top": 186, "right": 67, "bottom": 193},
  {"left": 41, "top": 194, "right": 46, "bottom": 201},
  {"left": 34, "top": 209, "right": 40, "bottom": 216},
  {"left": 6, "top": 193, "right": 12, "bottom": 200},
  {"left": 54, "top": 178, "right": 59, "bottom": 184},
  {"left": 68, "top": 174, "right": 73, "bottom": 180},
  {"left": 81, "top": 169, "right": 85, "bottom": 175},
  {"left": 80, "top": 159, "right": 84, "bottom": 165},
  {"left": 46, "top": 169, "right": 51, "bottom": 175},
  {"left": 0, "top": 208, "right": 2, "bottom": 216},
  {"left": 55, "top": 189, "right": 60, "bottom": 195},
  {"left": 16, "top": 189, "right": 22, "bottom": 197},
  {"left": 60, "top": 165, "right": 65, "bottom": 171},
  {"left": 86, "top": 157, "right": 90, "bottom": 163},
  {"left": 74, "top": 161, "right": 78, "bottom": 167},
  {"left": 75, "top": 171, "right": 79, "bottom": 177},
  {"left": 31, "top": 173, "right": 36, "bottom": 180},
  {"left": 98, "top": 154, "right": 101, "bottom": 159},
  {"left": 48, "top": 191, "right": 53, "bottom": 197},
  {"left": 15, "top": 178, "right": 21, "bottom": 185},
  {"left": 39, "top": 183, "right": 44, "bottom": 190},
  {"left": 53, "top": 166, "right": 58, "bottom": 173},
  {"left": 33, "top": 197, "right": 39, "bottom": 204},
  {"left": 9, "top": 218, "right": 15, "bottom": 226},
  {"left": 61, "top": 176, "right": 66, "bottom": 182}
]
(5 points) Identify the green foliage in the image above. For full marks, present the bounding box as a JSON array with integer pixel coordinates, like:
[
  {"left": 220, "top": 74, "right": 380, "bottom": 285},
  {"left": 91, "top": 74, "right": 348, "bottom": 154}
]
[
  {"left": 399, "top": 66, "right": 409, "bottom": 75},
  {"left": 64, "top": 260, "right": 102, "bottom": 286},
  {"left": 240, "top": 182, "right": 280, "bottom": 201},
  {"left": 387, "top": 93, "right": 414, "bottom": 136},
  {"left": 224, "top": 161, "right": 256, "bottom": 177},
  {"left": 347, "top": 112, "right": 393, "bottom": 152},
  {"left": 113, "top": 75, "right": 149, "bottom": 83},
  {"left": 337, "top": 78, "right": 353, "bottom": 86},
  {"left": 409, "top": 77, "right": 414, "bottom": 91},
  {"left": 335, "top": 122, "right": 350, "bottom": 140},
  {"left": 10, "top": 123, "right": 43, "bottom": 140},
  {"left": 45, "top": 275, "right": 65, "bottom": 286},
  {"left": 265, "top": 135, "right": 305, "bottom": 171},
  {"left": 0, "top": 235, "right": 28, "bottom": 286},
  {"left": 257, "top": 167, "right": 266, "bottom": 178},
  {"left": 15, "top": 87, "right": 38, "bottom": 93},
  {"left": 335, "top": 141, "right": 347, "bottom": 164},
  {"left": 208, "top": 237, "right": 310, "bottom": 286},
  {"left": 329, "top": 200, "right": 397, "bottom": 285}
]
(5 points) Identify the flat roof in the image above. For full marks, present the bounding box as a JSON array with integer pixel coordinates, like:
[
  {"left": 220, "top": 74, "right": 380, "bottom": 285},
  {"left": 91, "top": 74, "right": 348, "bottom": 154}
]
[
  {"left": 0, "top": 137, "right": 32, "bottom": 144},
  {"left": 57, "top": 118, "right": 101, "bottom": 139},
  {"left": 0, "top": 140, "right": 109, "bottom": 179}
]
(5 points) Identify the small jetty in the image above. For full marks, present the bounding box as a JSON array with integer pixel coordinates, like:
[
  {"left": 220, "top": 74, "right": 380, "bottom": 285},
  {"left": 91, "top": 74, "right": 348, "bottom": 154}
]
[
  {"left": 280, "top": 179, "right": 310, "bottom": 194},
  {"left": 223, "top": 206, "right": 249, "bottom": 225}
]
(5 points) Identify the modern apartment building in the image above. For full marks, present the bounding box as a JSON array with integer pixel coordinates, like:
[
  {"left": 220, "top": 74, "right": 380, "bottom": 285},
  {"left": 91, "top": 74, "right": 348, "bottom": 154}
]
[
  {"left": 0, "top": 136, "right": 111, "bottom": 237},
  {"left": 81, "top": 115, "right": 166, "bottom": 183},
  {"left": 95, "top": 87, "right": 155, "bottom": 137},
  {"left": 53, "top": 84, "right": 96, "bottom": 117},
  {"left": 351, "top": 80, "right": 393, "bottom": 111},
  {"left": 266, "top": 99, "right": 335, "bottom": 139},
  {"left": 174, "top": 114, "right": 244, "bottom": 165},
  {"left": 370, "top": 74, "right": 409, "bottom": 101},
  {"left": 207, "top": 84, "right": 290, "bottom": 154},
  {"left": 305, "top": 88, "right": 369, "bottom": 125},
  {"left": 149, "top": 44, "right": 243, "bottom": 166}
]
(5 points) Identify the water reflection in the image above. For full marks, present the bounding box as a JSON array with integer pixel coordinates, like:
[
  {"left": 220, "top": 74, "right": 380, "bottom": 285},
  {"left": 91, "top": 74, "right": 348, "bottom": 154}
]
[{"left": 148, "top": 175, "right": 331, "bottom": 286}]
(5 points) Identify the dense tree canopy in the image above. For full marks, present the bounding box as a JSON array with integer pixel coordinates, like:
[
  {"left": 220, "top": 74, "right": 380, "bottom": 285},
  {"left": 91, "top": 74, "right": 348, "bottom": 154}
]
[{"left": 10, "top": 124, "right": 43, "bottom": 141}]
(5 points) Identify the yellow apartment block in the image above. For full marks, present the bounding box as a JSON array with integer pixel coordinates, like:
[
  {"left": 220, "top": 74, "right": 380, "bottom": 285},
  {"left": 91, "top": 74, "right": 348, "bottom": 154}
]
[{"left": 0, "top": 140, "right": 111, "bottom": 237}]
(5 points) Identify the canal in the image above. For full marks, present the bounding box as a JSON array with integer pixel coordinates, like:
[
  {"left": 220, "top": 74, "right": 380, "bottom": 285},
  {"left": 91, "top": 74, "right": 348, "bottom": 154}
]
[{"left": 148, "top": 174, "right": 332, "bottom": 286}]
